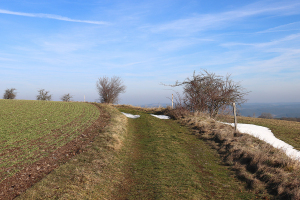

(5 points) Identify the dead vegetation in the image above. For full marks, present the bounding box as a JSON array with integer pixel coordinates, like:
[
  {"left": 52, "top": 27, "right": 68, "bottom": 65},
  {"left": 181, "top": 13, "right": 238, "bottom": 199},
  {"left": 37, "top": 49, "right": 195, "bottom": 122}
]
[
  {"left": 162, "top": 70, "right": 249, "bottom": 117},
  {"left": 96, "top": 76, "right": 126, "bottom": 104},
  {"left": 165, "top": 107, "right": 300, "bottom": 200}
]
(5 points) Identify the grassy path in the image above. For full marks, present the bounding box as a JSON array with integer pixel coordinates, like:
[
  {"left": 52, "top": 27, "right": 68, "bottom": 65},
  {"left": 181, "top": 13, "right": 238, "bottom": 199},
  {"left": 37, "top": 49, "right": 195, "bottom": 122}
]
[{"left": 116, "top": 107, "right": 261, "bottom": 199}]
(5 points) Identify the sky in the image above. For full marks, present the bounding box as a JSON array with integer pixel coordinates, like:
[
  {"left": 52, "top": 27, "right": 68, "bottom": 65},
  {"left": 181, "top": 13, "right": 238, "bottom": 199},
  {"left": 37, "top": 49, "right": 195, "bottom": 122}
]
[{"left": 0, "top": 0, "right": 300, "bottom": 105}]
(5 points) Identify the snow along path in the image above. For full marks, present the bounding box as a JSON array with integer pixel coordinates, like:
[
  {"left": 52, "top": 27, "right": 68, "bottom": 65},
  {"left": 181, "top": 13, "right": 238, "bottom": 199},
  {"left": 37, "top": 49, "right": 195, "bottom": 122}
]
[
  {"left": 150, "top": 114, "right": 170, "bottom": 119},
  {"left": 121, "top": 112, "right": 140, "bottom": 119},
  {"left": 224, "top": 122, "right": 300, "bottom": 161},
  {"left": 121, "top": 112, "right": 170, "bottom": 120}
]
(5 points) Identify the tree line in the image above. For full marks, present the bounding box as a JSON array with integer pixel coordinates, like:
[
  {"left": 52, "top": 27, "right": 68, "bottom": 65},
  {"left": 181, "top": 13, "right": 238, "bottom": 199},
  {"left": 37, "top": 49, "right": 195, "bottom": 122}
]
[
  {"left": 3, "top": 88, "right": 73, "bottom": 102},
  {"left": 2, "top": 76, "right": 126, "bottom": 103},
  {"left": 3, "top": 70, "right": 249, "bottom": 118}
]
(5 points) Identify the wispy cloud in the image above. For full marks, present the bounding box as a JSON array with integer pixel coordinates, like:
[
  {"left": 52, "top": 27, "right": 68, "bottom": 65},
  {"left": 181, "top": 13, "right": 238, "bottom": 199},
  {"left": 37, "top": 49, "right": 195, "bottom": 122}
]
[
  {"left": 149, "top": 2, "right": 300, "bottom": 34},
  {"left": 229, "top": 48, "right": 300, "bottom": 77},
  {"left": 155, "top": 38, "right": 214, "bottom": 52},
  {"left": 257, "top": 21, "right": 300, "bottom": 33},
  {"left": 0, "top": 9, "right": 109, "bottom": 25},
  {"left": 0, "top": 56, "right": 14, "bottom": 61},
  {"left": 221, "top": 33, "right": 300, "bottom": 48}
]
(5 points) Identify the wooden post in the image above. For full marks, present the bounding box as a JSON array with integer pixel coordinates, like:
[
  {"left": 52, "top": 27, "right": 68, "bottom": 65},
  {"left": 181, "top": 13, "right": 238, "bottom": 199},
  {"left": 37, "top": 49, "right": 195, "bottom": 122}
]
[
  {"left": 233, "top": 102, "right": 237, "bottom": 131},
  {"left": 84, "top": 95, "right": 85, "bottom": 102},
  {"left": 172, "top": 94, "right": 174, "bottom": 109}
]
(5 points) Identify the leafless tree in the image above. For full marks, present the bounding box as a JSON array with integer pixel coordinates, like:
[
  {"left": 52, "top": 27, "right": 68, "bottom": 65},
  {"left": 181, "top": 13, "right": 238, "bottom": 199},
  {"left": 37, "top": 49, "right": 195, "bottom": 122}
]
[
  {"left": 96, "top": 76, "right": 126, "bottom": 104},
  {"left": 36, "top": 89, "right": 52, "bottom": 101},
  {"left": 3, "top": 88, "right": 17, "bottom": 99},
  {"left": 61, "top": 93, "right": 73, "bottom": 102},
  {"left": 258, "top": 113, "right": 273, "bottom": 119},
  {"left": 164, "top": 70, "right": 249, "bottom": 118}
]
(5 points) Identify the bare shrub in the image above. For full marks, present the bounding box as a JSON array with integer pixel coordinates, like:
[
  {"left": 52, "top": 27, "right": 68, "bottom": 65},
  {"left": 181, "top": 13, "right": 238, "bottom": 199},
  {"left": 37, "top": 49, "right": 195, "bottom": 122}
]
[
  {"left": 3, "top": 88, "right": 17, "bottom": 99},
  {"left": 96, "top": 76, "right": 126, "bottom": 104},
  {"left": 36, "top": 89, "right": 52, "bottom": 101},
  {"left": 164, "top": 92, "right": 191, "bottom": 119},
  {"left": 164, "top": 70, "right": 249, "bottom": 118},
  {"left": 258, "top": 113, "right": 273, "bottom": 119},
  {"left": 61, "top": 93, "right": 73, "bottom": 102}
]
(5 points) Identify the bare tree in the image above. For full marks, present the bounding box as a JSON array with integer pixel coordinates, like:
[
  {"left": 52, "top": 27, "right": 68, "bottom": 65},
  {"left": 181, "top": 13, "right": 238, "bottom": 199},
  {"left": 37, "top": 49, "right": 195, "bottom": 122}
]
[
  {"left": 36, "top": 89, "right": 52, "bottom": 101},
  {"left": 258, "top": 113, "right": 273, "bottom": 119},
  {"left": 96, "top": 76, "right": 126, "bottom": 104},
  {"left": 61, "top": 93, "right": 73, "bottom": 102},
  {"left": 3, "top": 88, "right": 17, "bottom": 99},
  {"left": 164, "top": 70, "right": 249, "bottom": 118}
]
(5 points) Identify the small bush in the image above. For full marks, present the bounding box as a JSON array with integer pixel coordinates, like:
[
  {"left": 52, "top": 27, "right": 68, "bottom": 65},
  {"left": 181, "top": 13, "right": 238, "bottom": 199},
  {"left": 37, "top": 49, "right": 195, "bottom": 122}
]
[
  {"left": 61, "top": 93, "right": 73, "bottom": 102},
  {"left": 96, "top": 76, "right": 126, "bottom": 104},
  {"left": 36, "top": 89, "right": 52, "bottom": 101},
  {"left": 259, "top": 113, "right": 274, "bottom": 119},
  {"left": 3, "top": 88, "right": 16, "bottom": 99},
  {"left": 164, "top": 106, "right": 190, "bottom": 120}
]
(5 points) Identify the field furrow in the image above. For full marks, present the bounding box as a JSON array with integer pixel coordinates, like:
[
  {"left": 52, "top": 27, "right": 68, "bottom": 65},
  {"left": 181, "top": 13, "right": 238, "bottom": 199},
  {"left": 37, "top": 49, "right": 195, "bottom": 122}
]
[{"left": 0, "top": 100, "right": 100, "bottom": 183}]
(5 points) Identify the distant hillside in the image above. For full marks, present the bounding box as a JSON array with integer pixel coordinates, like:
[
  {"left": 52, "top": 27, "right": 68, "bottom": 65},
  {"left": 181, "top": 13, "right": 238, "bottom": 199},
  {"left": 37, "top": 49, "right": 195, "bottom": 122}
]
[
  {"left": 140, "top": 102, "right": 300, "bottom": 118},
  {"left": 237, "top": 102, "right": 300, "bottom": 118},
  {"left": 141, "top": 103, "right": 171, "bottom": 108}
]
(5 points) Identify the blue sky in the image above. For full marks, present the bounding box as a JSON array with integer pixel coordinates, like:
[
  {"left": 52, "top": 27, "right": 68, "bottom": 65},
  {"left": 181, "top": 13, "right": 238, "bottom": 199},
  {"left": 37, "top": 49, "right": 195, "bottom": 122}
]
[{"left": 0, "top": 0, "right": 300, "bottom": 105}]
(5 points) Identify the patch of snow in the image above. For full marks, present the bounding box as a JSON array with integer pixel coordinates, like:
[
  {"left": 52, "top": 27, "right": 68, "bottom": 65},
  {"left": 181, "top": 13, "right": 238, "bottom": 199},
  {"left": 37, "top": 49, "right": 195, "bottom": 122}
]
[
  {"left": 224, "top": 123, "right": 300, "bottom": 160},
  {"left": 121, "top": 112, "right": 140, "bottom": 119},
  {"left": 150, "top": 114, "right": 170, "bottom": 119}
]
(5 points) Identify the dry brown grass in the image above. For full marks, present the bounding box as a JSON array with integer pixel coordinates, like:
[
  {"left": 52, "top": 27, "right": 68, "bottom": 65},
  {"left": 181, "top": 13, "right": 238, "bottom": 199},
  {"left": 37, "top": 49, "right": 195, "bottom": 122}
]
[
  {"left": 165, "top": 107, "right": 300, "bottom": 199},
  {"left": 17, "top": 104, "right": 128, "bottom": 200}
]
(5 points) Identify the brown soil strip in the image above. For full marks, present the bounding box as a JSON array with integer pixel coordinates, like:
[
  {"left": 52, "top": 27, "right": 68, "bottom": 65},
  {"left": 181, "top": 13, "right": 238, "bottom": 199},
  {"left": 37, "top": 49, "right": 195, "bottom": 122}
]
[{"left": 0, "top": 103, "right": 110, "bottom": 200}]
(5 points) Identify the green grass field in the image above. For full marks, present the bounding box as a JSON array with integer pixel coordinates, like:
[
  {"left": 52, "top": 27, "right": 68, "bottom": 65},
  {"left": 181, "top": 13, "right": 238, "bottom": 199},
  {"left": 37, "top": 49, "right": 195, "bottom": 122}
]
[
  {"left": 114, "top": 107, "right": 265, "bottom": 199},
  {"left": 0, "top": 100, "right": 100, "bottom": 182}
]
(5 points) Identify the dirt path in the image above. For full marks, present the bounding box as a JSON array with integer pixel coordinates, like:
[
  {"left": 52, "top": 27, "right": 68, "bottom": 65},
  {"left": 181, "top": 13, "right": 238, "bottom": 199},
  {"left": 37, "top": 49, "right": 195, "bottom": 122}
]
[{"left": 115, "top": 108, "right": 262, "bottom": 200}]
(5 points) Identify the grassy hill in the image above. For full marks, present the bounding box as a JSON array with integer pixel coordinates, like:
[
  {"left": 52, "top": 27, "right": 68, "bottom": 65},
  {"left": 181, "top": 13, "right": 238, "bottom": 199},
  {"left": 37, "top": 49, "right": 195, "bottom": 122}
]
[{"left": 2, "top": 102, "right": 300, "bottom": 199}]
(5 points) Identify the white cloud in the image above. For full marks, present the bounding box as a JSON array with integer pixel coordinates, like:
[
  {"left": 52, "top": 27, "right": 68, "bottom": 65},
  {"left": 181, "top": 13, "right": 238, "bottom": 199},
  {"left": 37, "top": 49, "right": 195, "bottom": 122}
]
[{"left": 0, "top": 8, "right": 109, "bottom": 25}]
